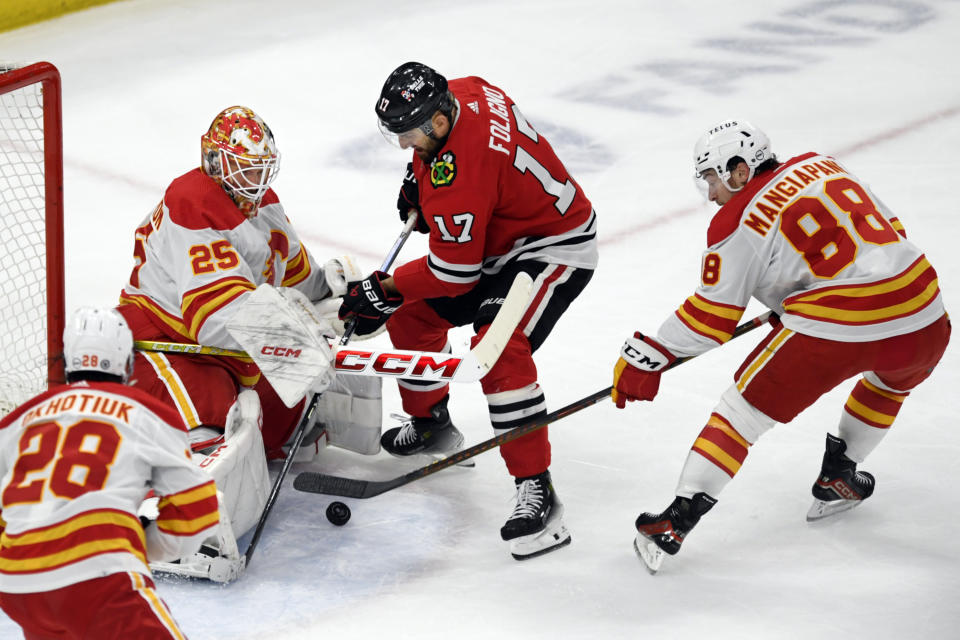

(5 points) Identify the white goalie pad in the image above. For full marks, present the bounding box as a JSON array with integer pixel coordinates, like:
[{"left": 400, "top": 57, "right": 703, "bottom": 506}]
[
  {"left": 227, "top": 284, "right": 336, "bottom": 408},
  {"left": 195, "top": 389, "right": 270, "bottom": 538},
  {"left": 317, "top": 374, "right": 382, "bottom": 455},
  {"left": 150, "top": 490, "right": 245, "bottom": 584},
  {"left": 149, "top": 390, "right": 267, "bottom": 583}
]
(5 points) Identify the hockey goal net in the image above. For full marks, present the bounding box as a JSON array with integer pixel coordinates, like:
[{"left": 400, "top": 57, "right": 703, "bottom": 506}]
[{"left": 0, "top": 62, "right": 65, "bottom": 417}]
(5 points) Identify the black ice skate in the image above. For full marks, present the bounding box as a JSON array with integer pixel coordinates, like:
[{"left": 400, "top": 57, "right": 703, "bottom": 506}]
[
  {"left": 380, "top": 396, "right": 469, "bottom": 464},
  {"left": 807, "top": 433, "right": 875, "bottom": 522},
  {"left": 633, "top": 492, "right": 717, "bottom": 574},
  {"left": 501, "top": 470, "right": 571, "bottom": 560}
]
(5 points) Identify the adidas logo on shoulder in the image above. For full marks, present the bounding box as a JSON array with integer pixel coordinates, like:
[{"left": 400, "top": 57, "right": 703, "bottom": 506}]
[{"left": 467, "top": 101, "right": 479, "bottom": 114}]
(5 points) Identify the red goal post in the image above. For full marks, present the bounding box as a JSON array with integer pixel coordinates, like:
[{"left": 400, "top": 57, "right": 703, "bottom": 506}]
[{"left": 0, "top": 62, "right": 65, "bottom": 416}]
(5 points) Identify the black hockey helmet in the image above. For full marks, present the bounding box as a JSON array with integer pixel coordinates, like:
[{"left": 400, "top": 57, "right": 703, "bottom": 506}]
[{"left": 375, "top": 62, "right": 452, "bottom": 135}]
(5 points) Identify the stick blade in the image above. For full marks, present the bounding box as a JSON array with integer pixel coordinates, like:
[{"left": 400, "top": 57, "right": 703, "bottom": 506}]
[{"left": 293, "top": 472, "right": 371, "bottom": 499}]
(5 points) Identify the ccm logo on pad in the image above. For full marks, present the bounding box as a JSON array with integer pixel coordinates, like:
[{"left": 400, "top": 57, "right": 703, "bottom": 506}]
[
  {"left": 261, "top": 346, "right": 302, "bottom": 358},
  {"left": 335, "top": 350, "right": 462, "bottom": 378}
]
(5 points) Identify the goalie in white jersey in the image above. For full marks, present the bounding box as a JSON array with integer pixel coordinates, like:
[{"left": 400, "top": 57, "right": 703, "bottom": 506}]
[
  {"left": 116, "top": 106, "right": 382, "bottom": 579},
  {"left": 0, "top": 307, "right": 219, "bottom": 639},
  {"left": 611, "top": 119, "right": 950, "bottom": 573}
]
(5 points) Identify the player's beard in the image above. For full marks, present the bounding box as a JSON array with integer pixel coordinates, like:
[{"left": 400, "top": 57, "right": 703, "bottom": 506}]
[{"left": 416, "top": 131, "right": 449, "bottom": 163}]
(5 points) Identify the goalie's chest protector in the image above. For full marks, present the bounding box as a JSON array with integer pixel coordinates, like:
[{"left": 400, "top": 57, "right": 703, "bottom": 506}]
[{"left": 124, "top": 170, "right": 313, "bottom": 340}]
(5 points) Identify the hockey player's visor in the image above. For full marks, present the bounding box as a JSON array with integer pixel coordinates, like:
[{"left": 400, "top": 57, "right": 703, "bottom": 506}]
[{"left": 378, "top": 117, "right": 436, "bottom": 150}]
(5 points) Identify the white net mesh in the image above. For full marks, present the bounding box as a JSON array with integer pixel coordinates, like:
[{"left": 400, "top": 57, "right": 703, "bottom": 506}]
[{"left": 0, "top": 65, "right": 51, "bottom": 416}]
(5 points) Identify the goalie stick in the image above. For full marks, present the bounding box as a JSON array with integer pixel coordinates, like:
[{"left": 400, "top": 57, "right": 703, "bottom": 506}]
[
  {"left": 243, "top": 392, "right": 319, "bottom": 566},
  {"left": 244, "top": 212, "right": 423, "bottom": 567},
  {"left": 292, "top": 311, "right": 774, "bottom": 500},
  {"left": 135, "top": 272, "right": 534, "bottom": 387},
  {"left": 241, "top": 247, "right": 531, "bottom": 566}
]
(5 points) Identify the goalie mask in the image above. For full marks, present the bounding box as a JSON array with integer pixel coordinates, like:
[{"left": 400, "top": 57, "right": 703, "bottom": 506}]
[
  {"left": 63, "top": 307, "right": 135, "bottom": 383},
  {"left": 201, "top": 106, "right": 280, "bottom": 214},
  {"left": 693, "top": 119, "right": 771, "bottom": 195}
]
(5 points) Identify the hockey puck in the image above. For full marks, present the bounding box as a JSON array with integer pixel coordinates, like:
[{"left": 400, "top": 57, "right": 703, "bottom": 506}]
[{"left": 325, "top": 501, "right": 351, "bottom": 526}]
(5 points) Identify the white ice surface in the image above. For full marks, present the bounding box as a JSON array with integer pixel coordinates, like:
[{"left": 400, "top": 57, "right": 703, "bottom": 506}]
[{"left": 2, "top": 1, "right": 959, "bottom": 638}]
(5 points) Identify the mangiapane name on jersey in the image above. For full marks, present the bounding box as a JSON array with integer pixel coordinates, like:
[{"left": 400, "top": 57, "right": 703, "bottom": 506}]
[{"left": 741, "top": 156, "right": 847, "bottom": 237}]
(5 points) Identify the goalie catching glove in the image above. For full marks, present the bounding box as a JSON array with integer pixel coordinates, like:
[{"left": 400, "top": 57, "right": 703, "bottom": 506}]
[
  {"left": 323, "top": 255, "right": 365, "bottom": 297},
  {"left": 612, "top": 332, "right": 676, "bottom": 408},
  {"left": 397, "top": 162, "right": 429, "bottom": 233},
  {"left": 338, "top": 271, "right": 403, "bottom": 336}
]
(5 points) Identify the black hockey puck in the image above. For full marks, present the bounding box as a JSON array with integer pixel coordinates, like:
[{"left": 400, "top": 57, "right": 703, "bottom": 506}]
[{"left": 326, "top": 501, "right": 351, "bottom": 526}]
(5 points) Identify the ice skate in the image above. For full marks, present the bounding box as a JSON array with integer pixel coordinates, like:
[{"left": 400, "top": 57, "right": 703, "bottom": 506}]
[
  {"left": 807, "top": 434, "right": 875, "bottom": 522},
  {"left": 633, "top": 492, "right": 717, "bottom": 574},
  {"left": 381, "top": 396, "right": 473, "bottom": 467},
  {"left": 501, "top": 470, "right": 571, "bottom": 560}
]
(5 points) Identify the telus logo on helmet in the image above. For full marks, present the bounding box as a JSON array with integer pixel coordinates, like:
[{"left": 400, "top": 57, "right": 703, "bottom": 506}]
[
  {"left": 709, "top": 121, "right": 738, "bottom": 135},
  {"left": 335, "top": 350, "right": 463, "bottom": 379}
]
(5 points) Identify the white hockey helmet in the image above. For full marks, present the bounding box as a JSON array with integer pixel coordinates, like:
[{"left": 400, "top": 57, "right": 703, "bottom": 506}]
[
  {"left": 63, "top": 307, "right": 135, "bottom": 383},
  {"left": 693, "top": 119, "right": 772, "bottom": 193}
]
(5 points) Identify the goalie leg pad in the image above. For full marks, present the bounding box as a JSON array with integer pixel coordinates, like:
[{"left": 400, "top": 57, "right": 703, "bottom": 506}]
[
  {"left": 150, "top": 491, "right": 245, "bottom": 584},
  {"left": 193, "top": 390, "right": 270, "bottom": 538},
  {"left": 317, "top": 375, "right": 383, "bottom": 455}
]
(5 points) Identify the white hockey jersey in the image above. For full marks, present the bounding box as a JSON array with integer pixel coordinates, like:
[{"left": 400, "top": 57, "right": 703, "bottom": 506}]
[
  {"left": 0, "top": 381, "right": 219, "bottom": 593},
  {"left": 119, "top": 169, "right": 329, "bottom": 353},
  {"left": 658, "top": 153, "right": 945, "bottom": 357}
]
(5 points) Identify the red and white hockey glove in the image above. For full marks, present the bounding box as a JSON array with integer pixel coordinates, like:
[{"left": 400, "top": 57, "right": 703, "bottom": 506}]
[
  {"left": 338, "top": 271, "right": 403, "bottom": 336},
  {"left": 612, "top": 332, "right": 676, "bottom": 409}
]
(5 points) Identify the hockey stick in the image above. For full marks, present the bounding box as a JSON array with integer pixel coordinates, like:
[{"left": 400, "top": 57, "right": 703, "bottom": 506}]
[
  {"left": 243, "top": 392, "right": 320, "bottom": 566},
  {"left": 245, "top": 214, "right": 420, "bottom": 566},
  {"left": 241, "top": 270, "right": 533, "bottom": 564},
  {"left": 340, "top": 211, "right": 418, "bottom": 345},
  {"left": 293, "top": 311, "right": 774, "bottom": 499},
  {"left": 135, "top": 271, "right": 533, "bottom": 388}
]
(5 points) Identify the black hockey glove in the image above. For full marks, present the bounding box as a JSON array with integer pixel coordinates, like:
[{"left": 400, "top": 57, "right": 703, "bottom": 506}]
[
  {"left": 338, "top": 271, "right": 404, "bottom": 336},
  {"left": 397, "top": 162, "right": 429, "bottom": 233}
]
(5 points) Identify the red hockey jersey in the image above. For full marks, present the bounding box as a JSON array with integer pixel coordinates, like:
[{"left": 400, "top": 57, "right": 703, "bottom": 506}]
[{"left": 393, "top": 76, "right": 598, "bottom": 301}]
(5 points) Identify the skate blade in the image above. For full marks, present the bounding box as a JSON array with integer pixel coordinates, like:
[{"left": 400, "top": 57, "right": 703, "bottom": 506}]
[
  {"left": 633, "top": 533, "right": 665, "bottom": 574},
  {"left": 510, "top": 522, "right": 572, "bottom": 561},
  {"left": 806, "top": 497, "right": 863, "bottom": 522}
]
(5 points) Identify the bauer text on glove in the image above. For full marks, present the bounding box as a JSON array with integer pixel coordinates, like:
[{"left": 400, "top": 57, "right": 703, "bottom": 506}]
[
  {"left": 338, "top": 271, "right": 403, "bottom": 336},
  {"left": 612, "top": 332, "right": 676, "bottom": 408}
]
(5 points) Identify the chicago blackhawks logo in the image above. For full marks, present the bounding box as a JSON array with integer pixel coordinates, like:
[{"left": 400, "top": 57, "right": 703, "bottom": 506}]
[{"left": 430, "top": 151, "right": 457, "bottom": 188}]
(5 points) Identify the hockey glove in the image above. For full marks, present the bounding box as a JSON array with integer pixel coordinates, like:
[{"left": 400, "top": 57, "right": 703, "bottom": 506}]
[
  {"left": 612, "top": 332, "right": 676, "bottom": 408},
  {"left": 322, "top": 255, "right": 365, "bottom": 297},
  {"left": 397, "top": 162, "right": 429, "bottom": 233},
  {"left": 338, "top": 271, "right": 404, "bottom": 336}
]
